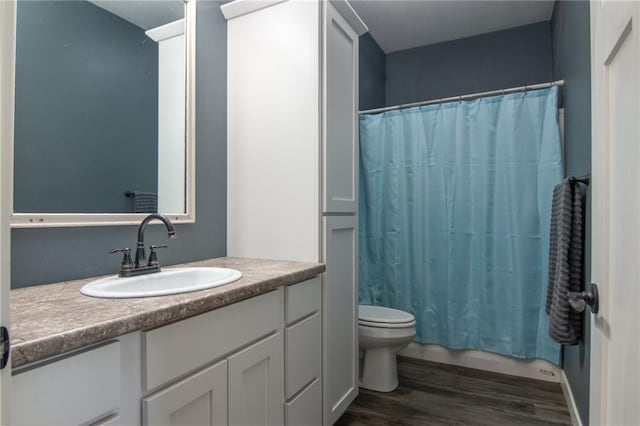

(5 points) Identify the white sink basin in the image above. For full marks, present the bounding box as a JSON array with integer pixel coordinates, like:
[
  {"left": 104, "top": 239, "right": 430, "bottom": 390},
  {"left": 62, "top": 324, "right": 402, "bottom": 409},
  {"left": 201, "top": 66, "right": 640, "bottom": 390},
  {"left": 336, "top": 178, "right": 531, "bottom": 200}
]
[{"left": 80, "top": 267, "right": 243, "bottom": 298}]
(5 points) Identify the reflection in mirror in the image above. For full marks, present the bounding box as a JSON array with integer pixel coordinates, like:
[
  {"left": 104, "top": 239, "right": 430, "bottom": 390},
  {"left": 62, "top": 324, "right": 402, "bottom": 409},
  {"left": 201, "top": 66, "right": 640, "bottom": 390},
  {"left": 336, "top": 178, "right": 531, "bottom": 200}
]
[{"left": 13, "top": 0, "right": 188, "bottom": 217}]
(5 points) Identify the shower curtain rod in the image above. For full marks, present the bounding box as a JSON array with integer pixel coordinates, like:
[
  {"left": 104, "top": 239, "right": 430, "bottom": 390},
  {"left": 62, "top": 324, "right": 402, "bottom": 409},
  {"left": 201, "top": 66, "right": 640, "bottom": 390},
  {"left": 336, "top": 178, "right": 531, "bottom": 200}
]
[{"left": 358, "top": 79, "right": 565, "bottom": 115}]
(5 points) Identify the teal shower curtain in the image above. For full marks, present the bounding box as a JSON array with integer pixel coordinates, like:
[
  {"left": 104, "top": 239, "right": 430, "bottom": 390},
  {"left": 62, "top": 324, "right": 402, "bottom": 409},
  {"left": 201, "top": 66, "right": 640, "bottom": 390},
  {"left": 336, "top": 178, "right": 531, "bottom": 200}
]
[{"left": 359, "top": 87, "right": 563, "bottom": 363}]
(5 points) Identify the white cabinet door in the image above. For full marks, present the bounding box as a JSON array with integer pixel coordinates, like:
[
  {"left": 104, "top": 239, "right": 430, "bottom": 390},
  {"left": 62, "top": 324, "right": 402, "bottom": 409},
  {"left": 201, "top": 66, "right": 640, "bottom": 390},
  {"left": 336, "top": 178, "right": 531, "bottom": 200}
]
[
  {"left": 323, "top": 3, "right": 359, "bottom": 214},
  {"left": 143, "top": 360, "right": 228, "bottom": 426},
  {"left": 228, "top": 332, "right": 284, "bottom": 426},
  {"left": 323, "top": 215, "right": 358, "bottom": 424}
]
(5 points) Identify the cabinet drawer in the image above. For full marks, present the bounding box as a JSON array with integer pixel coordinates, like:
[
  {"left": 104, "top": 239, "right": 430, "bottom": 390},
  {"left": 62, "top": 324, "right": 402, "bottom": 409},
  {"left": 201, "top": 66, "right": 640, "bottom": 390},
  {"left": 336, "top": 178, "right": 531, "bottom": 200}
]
[
  {"left": 285, "top": 378, "right": 322, "bottom": 426},
  {"left": 143, "top": 290, "right": 281, "bottom": 391},
  {"left": 285, "top": 276, "right": 321, "bottom": 325},
  {"left": 285, "top": 312, "right": 321, "bottom": 399},
  {"left": 12, "top": 342, "right": 120, "bottom": 426}
]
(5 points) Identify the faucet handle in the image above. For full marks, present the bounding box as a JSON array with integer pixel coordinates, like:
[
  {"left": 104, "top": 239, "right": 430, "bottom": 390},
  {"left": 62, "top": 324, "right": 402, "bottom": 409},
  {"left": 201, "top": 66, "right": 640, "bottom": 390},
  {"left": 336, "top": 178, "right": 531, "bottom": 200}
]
[
  {"left": 110, "top": 248, "right": 133, "bottom": 272},
  {"left": 148, "top": 245, "right": 168, "bottom": 267}
]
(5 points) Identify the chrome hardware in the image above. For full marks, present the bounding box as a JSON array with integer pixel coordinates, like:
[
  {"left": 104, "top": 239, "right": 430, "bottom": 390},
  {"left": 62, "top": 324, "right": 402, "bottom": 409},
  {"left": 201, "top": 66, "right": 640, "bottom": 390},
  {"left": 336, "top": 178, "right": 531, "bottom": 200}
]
[{"left": 567, "top": 283, "right": 599, "bottom": 314}]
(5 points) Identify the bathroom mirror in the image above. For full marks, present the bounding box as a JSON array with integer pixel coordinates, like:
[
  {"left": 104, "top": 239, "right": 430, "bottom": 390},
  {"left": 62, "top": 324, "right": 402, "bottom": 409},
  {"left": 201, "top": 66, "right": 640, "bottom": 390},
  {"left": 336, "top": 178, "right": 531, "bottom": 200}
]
[{"left": 10, "top": 0, "right": 196, "bottom": 227}]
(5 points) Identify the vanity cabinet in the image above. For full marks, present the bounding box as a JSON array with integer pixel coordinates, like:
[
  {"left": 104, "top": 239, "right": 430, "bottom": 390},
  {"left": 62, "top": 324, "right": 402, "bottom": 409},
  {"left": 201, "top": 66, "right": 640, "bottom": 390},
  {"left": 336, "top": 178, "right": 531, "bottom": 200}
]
[
  {"left": 141, "top": 289, "right": 282, "bottom": 393},
  {"left": 143, "top": 359, "right": 228, "bottom": 426},
  {"left": 142, "top": 290, "right": 284, "bottom": 426},
  {"left": 143, "top": 333, "right": 284, "bottom": 426},
  {"left": 284, "top": 277, "right": 322, "bottom": 425},
  {"left": 11, "top": 277, "right": 321, "bottom": 426},
  {"left": 12, "top": 341, "right": 121, "bottom": 426},
  {"left": 224, "top": 1, "right": 366, "bottom": 423}
]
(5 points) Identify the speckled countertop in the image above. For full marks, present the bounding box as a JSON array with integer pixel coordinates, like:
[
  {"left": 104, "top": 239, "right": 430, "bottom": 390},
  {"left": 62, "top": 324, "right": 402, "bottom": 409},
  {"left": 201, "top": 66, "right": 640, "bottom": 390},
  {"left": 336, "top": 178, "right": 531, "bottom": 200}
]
[{"left": 10, "top": 257, "right": 325, "bottom": 368}]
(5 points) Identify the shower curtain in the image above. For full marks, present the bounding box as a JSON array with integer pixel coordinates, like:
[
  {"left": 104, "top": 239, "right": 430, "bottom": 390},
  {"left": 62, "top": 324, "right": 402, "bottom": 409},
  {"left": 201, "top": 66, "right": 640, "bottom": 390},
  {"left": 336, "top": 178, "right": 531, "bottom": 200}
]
[{"left": 359, "top": 87, "right": 563, "bottom": 363}]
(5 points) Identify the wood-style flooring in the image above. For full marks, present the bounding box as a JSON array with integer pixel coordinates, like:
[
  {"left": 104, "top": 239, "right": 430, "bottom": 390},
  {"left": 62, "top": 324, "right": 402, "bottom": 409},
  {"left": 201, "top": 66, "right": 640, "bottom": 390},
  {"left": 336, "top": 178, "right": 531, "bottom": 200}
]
[{"left": 336, "top": 356, "right": 571, "bottom": 426}]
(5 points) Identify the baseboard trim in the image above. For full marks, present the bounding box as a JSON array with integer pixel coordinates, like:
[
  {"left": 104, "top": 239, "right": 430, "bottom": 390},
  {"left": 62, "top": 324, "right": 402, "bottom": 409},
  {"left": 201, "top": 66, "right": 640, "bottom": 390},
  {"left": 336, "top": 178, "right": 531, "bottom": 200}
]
[
  {"left": 560, "top": 369, "right": 583, "bottom": 426},
  {"left": 399, "top": 343, "right": 561, "bottom": 383}
]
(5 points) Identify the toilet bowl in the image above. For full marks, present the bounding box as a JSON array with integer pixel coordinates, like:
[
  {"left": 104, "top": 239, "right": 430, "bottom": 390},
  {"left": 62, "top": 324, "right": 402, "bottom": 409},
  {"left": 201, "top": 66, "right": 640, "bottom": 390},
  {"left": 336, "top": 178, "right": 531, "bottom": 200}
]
[{"left": 358, "top": 305, "right": 416, "bottom": 392}]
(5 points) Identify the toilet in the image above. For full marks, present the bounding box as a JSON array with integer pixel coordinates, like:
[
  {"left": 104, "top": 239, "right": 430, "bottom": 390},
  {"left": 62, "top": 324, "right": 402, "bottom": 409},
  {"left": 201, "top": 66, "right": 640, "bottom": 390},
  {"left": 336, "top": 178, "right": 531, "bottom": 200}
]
[{"left": 358, "top": 305, "right": 416, "bottom": 392}]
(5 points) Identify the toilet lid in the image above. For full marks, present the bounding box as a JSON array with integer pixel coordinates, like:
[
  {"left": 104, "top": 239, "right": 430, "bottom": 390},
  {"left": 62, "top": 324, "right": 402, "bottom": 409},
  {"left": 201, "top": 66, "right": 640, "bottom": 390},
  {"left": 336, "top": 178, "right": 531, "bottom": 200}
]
[{"left": 358, "top": 305, "right": 415, "bottom": 325}]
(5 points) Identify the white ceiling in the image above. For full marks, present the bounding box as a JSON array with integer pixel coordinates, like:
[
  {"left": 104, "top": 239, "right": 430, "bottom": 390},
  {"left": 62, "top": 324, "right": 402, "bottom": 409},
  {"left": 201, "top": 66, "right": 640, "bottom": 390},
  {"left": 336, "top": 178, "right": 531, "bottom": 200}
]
[
  {"left": 349, "top": 1, "right": 555, "bottom": 53},
  {"left": 89, "top": 0, "right": 184, "bottom": 30}
]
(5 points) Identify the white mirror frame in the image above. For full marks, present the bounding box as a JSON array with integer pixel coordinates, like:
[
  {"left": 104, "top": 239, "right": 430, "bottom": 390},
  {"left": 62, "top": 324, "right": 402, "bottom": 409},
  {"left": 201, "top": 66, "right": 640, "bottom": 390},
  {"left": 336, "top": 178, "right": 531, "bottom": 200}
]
[{"left": 10, "top": 0, "right": 197, "bottom": 228}]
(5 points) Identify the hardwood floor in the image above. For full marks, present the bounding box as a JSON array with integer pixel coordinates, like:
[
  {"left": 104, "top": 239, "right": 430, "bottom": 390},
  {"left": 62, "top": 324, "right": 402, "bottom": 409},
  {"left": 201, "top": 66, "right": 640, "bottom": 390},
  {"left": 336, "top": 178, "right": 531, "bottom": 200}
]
[{"left": 336, "top": 356, "right": 572, "bottom": 426}]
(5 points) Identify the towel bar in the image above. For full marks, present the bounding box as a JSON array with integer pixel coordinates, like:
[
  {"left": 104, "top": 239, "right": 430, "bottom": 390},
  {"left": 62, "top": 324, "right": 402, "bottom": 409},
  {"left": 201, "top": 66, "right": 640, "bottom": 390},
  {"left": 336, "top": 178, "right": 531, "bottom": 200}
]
[{"left": 569, "top": 174, "right": 590, "bottom": 185}]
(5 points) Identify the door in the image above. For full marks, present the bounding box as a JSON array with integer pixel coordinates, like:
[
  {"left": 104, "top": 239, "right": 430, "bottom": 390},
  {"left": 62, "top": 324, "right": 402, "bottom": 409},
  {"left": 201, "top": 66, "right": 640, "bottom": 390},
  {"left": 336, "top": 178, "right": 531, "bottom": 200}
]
[
  {"left": 0, "top": 0, "right": 15, "bottom": 423},
  {"left": 323, "top": 2, "right": 359, "bottom": 214},
  {"left": 323, "top": 215, "right": 358, "bottom": 425},
  {"left": 143, "top": 359, "right": 228, "bottom": 426},
  {"left": 228, "top": 332, "right": 284, "bottom": 426},
  {"left": 590, "top": 2, "right": 640, "bottom": 424}
]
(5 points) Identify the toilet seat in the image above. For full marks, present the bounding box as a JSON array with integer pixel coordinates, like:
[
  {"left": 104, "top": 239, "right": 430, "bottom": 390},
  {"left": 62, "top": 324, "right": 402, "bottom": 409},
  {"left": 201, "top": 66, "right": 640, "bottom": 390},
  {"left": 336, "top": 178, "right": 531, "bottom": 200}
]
[
  {"left": 359, "top": 319, "right": 416, "bottom": 328},
  {"left": 358, "top": 305, "right": 416, "bottom": 329}
]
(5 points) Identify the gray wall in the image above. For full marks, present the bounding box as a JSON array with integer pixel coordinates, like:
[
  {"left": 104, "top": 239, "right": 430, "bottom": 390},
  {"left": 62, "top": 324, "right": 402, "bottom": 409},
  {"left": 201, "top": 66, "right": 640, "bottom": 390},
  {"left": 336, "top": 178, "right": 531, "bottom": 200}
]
[
  {"left": 551, "top": 1, "right": 592, "bottom": 424},
  {"left": 11, "top": 0, "right": 227, "bottom": 288},
  {"left": 359, "top": 33, "right": 386, "bottom": 110},
  {"left": 385, "top": 22, "right": 553, "bottom": 106},
  {"left": 14, "top": 1, "right": 158, "bottom": 213}
]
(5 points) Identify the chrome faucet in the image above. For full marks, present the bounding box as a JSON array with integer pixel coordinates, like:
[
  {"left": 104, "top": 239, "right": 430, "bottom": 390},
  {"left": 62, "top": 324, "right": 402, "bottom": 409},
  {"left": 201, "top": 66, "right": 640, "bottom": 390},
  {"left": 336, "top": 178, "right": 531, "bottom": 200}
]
[{"left": 111, "top": 214, "right": 176, "bottom": 277}]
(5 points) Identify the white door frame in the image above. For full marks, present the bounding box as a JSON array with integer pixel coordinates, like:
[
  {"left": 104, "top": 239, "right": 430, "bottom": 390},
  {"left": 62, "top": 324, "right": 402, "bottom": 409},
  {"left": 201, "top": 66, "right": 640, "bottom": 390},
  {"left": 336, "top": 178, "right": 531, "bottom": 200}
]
[
  {"left": 0, "top": 0, "right": 15, "bottom": 423},
  {"left": 589, "top": 4, "right": 605, "bottom": 423}
]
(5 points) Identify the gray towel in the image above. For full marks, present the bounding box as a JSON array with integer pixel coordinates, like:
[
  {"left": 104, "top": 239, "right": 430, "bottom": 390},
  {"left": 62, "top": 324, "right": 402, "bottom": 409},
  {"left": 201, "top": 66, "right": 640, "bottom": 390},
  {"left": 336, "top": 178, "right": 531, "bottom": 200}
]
[
  {"left": 546, "top": 178, "right": 584, "bottom": 345},
  {"left": 131, "top": 191, "right": 157, "bottom": 213}
]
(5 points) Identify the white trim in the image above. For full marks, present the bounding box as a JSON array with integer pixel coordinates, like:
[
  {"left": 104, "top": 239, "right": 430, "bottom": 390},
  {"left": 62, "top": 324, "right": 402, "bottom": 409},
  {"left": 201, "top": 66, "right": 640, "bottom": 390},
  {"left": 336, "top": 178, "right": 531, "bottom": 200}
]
[
  {"left": 588, "top": 2, "right": 605, "bottom": 423},
  {"left": 399, "top": 343, "right": 561, "bottom": 383},
  {"left": 0, "top": 0, "right": 15, "bottom": 421},
  {"left": 559, "top": 107, "right": 566, "bottom": 173},
  {"left": 184, "top": 0, "right": 197, "bottom": 226},
  {"left": 220, "top": 0, "right": 287, "bottom": 20},
  {"left": 10, "top": 213, "right": 190, "bottom": 228},
  {"left": 221, "top": 0, "right": 368, "bottom": 36},
  {"left": 329, "top": 0, "right": 367, "bottom": 36},
  {"left": 145, "top": 19, "right": 185, "bottom": 42},
  {"left": 560, "top": 369, "right": 584, "bottom": 426},
  {"left": 9, "top": 0, "right": 197, "bottom": 229}
]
